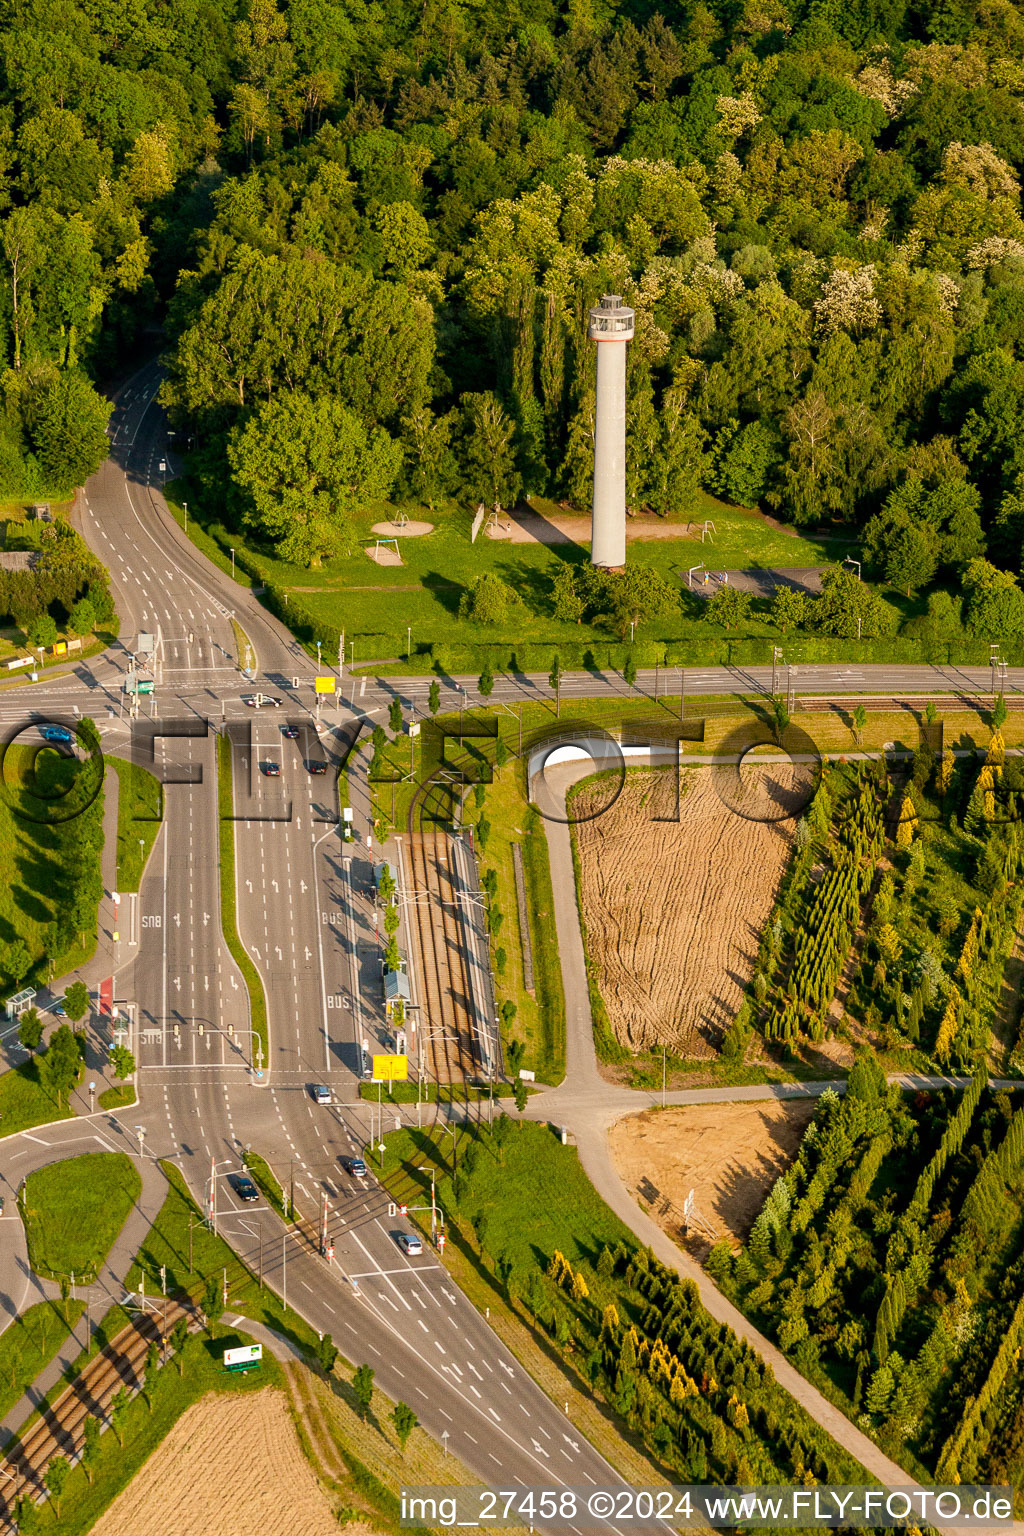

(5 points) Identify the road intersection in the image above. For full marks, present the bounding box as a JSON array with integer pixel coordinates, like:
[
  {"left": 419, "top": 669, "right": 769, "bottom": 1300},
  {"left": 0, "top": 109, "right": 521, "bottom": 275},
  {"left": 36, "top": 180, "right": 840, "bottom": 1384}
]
[{"left": 0, "top": 359, "right": 1021, "bottom": 1512}]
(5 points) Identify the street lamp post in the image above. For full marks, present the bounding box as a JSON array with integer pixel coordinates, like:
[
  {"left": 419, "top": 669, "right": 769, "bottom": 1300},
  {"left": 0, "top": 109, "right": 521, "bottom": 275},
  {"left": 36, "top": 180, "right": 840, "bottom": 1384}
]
[
  {"left": 772, "top": 647, "right": 783, "bottom": 698},
  {"left": 134, "top": 1125, "right": 146, "bottom": 1160},
  {"left": 230, "top": 547, "right": 235, "bottom": 580},
  {"left": 182, "top": 502, "right": 187, "bottom": 533}
]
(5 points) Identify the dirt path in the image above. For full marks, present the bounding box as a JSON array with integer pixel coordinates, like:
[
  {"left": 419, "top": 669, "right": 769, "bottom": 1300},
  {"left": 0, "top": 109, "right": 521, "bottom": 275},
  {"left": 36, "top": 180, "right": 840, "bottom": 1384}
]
[
  {"left": 609, "top": 1102, "right": 817, "bottom": 1248},
  {"left": 91, "top": 1389, "right": 342, "bottom": 1536}
]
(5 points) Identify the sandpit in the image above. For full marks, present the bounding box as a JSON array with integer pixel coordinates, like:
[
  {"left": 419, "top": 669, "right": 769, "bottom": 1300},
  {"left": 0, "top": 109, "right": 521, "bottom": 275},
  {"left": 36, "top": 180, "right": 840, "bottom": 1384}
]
[
  {"left": 572, "top": 767, "right": 798, "bottom": 1054},
  {"left": 91, "top": 1389, "right": 341, "bottom": 1536},
  {"left": 365, "top": 542, "right": 403, "bottom": 566},
  {"left": 610, "top": 1100, "right": 817, "bottom": 1245}
]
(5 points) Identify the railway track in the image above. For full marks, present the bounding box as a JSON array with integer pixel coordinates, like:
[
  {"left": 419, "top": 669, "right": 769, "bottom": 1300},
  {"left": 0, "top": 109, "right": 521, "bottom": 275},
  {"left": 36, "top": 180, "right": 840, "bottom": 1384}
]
[
  {"left": 0, "top": 1297, "right": 194, "bottom": 1527},
  {"left": 403, "top": 773, "right": 480, "bottom": 1087}
]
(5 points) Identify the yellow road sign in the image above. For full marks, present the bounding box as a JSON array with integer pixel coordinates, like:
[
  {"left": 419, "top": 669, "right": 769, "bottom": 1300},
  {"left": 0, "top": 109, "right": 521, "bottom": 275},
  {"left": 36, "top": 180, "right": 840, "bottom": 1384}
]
[
  {"left": 315, "top": 676, "right": 335, "bottom": 694},
  {"left": 372, "top": 1053, "right": 407, "bottom": 1081}
]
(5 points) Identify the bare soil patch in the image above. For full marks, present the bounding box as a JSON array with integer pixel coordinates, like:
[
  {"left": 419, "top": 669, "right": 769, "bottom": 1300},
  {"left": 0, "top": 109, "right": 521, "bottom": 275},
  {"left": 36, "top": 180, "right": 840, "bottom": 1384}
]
[
  {"left": 609, "top": 1100, "right": 817, "bottom": 1247},
  {"left": 573, "top": 767, "right": 800, "bottom": 1054},
  {"left": 92, "top": 1388, "right": 342, "bottom": 1536}
]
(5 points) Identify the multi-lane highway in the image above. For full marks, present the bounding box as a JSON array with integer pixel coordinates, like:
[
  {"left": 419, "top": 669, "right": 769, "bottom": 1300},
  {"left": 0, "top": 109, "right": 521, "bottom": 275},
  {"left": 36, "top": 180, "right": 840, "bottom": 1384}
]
[{"left": 0, "top": 362, "right": 640, "bottom": 1502}]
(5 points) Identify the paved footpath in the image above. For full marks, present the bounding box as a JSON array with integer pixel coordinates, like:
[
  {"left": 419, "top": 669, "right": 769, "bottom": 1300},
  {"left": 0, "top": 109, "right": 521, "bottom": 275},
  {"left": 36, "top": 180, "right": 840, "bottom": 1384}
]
[
  {"left": 0, "top": 1120, "right": 167, "bottom": 1445},
  {"left": 526, "top": 761, "right": 1021, "bottom": 1529}
]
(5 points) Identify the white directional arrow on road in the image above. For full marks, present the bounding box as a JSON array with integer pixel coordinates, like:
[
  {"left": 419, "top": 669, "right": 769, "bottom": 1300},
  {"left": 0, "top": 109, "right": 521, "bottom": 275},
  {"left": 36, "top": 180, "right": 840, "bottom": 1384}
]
[
  {"left": 252, "top": 946, "right": 261, "bottom": 960},
  {"left": 245, "top": 880, "right": 252, "bottom": 892},
  {"left": 275, "top": 946, "right": 282, "bottom": 959},
  {"left": 172, "top": 977, "right": 180, "bottom": 990},
  {"left": 271, "top": 880, "right": 279, "bottom": 892},
  {"left": 203, "top": 912, "right": 210, "bottom": 925},
  {"left": 173, "top": 913, "right": 181, "bottom": 926},
  {"left": 532, "top": 1439, "right": 549, "bottom": 1458},
  {"left": 300, "top": 881, "right": 308, "bottom": 894},
  {"left": 305, "top": 947, "right": 312, "bottom": 961},
  {"left": 499, "top": 1361, "right": 514, "bottom": 1377},
  {"left": 563, "top": 1434, "right": 580, "bottom": 1453}
]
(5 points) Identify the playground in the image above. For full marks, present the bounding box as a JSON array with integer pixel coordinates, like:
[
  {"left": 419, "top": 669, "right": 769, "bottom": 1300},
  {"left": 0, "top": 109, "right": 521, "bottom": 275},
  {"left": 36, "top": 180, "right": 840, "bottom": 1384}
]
[
  {"left": 482, "top": 506, "right": 729, "bottom": 546},
  {"left": 179, "top": 490, "right": 846, "bottom": 668}
]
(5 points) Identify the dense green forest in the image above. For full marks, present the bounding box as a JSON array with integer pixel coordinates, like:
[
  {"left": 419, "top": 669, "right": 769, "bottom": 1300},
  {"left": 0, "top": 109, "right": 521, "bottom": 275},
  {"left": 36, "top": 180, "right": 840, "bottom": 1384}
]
[
  {"left": 142, "top": 0, "right": 1024, "bottom": 608},
  {"left": 712, "top": 1058, "right": 1024, "bottom": 1503},
  {"left": 8, "top": 0, "right": 1024, "bottom": 640}
]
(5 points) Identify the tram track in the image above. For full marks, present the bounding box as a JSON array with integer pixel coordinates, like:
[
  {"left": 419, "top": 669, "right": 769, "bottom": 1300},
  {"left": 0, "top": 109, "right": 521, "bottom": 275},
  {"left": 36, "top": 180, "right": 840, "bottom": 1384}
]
[{"left": 404, "top": 774, "right": 480, "bottom": 1087}]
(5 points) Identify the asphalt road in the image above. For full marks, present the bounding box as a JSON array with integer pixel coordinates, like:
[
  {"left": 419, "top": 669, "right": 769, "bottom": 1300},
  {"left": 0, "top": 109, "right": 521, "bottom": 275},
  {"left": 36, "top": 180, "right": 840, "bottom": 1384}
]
[
  {"left": 0, "top": 357, "right": 1020, "bottom": 1517},
  {"left": 0, "top": 364, "right": 636, "bottom": 1507}
]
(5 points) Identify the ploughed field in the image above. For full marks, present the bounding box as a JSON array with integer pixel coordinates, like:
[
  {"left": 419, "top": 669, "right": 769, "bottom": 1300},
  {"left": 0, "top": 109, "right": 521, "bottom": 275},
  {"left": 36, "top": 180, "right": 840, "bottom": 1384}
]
[
  {"left": 573, "top": 764, "right": 804, "bottom": 1054},
  {"left": 91, "top": 1389, "right": 343, "bottom": 1536}
]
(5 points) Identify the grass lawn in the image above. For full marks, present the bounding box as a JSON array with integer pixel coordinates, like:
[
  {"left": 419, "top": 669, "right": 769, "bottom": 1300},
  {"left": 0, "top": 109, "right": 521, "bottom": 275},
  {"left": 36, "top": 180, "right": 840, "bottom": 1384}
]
[
  {"left": 374, "top": 1118, "right": 867, "bottom": 1489},
  {"left": 230, "top": 615, "right": 256, "bottom": 672},
  {"left": 0, "top": 1058, "right": 73, "bottom": 1135},
  {"left": 376, "top": 1122, "right": 631, "bottom": 1278},
  {"left": 169, "top": 483, "right": 857, "bottom": 664},
  {"left": 241, "top": 1149, "right": 289, "bottom": 1220},
  {"left": 124, "top": 1163, "right": 322, "bottom": 1360},
  {"left": 370, "top": 1121, "right": 683, "bottom": 1489},
  {"left": 98, "top": 1083, "right": 136, "bottom": 1111},
  {"left": 0, "top": 1299, "right": 84, "bottom": 1420},
  {"left": 21, "top": 1152, "right": 141, "bottom": 1283},
  {"left": 217, "top": 734, "right": 268, "bottom": 1068},
  {"left": 0, "top": 745, "right": 105, "bottom": 996},
  {"left": 107, "top": 756, "right": 163, "bottom": 892}
]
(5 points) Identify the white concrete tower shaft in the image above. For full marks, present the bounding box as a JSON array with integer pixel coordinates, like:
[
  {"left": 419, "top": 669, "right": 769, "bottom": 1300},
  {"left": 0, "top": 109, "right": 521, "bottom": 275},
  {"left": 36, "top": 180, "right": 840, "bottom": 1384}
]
[{"left": 588, "top": 293, "right": 634, "bottom": 570}]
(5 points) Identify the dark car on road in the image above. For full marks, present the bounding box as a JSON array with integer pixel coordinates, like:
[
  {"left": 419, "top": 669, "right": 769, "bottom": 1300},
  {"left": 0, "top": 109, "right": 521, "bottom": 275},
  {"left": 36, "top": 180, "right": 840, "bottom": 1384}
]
[
  {"left": 39, "top": 725, "right": 73, "bottom": 745},
  {"left": 342, "top": 1156, "right": 368, "bottom": 1178},
  {"left": 308, "top": 760, "right": 328, "bottom": 775},
  {"left": 283, "top": 725, "right": 300, "bottom": 739},
  {"left": 261, "top": 761, "right": 281, "bottom": 776},
  {"left": 232, "top": 1174, "right": 259, "bottom": 1202}
]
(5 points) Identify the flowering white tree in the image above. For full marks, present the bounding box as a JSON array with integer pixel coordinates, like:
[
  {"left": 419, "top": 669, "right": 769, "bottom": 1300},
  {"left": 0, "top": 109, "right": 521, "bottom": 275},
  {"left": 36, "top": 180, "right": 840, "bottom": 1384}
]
[{"left": 813, "top": 265, "right": 883, "bottom": 336}]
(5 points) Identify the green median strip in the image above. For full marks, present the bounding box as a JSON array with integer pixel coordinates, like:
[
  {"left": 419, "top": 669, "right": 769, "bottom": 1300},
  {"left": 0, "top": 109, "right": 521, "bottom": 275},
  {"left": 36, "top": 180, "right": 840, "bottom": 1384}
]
[
  {"left": 241, "top": 1149, "right": 290, "bottom": 1221},
  {"left": 20, "top": 1152, "right": 140, "bottom": 1285},
  {"left": 107, "top": 755, "right": 163, "bottom": 892},
  {"left": 217, "top": 733, "right": 269, "bottom": 1070}
]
